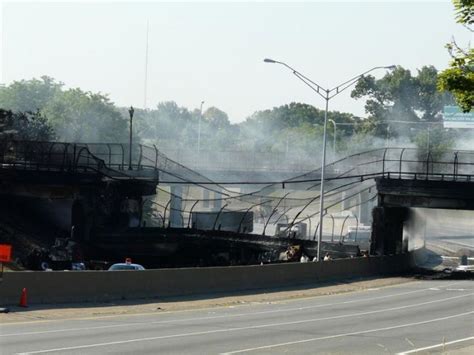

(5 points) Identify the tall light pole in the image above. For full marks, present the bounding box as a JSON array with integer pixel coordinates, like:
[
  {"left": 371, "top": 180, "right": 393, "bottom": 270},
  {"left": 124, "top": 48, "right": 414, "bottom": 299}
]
[
  {"left": 328, "top": 119, "right": 337, "bottom": 156},
  {"left": 143, "top": 21, "right": 149, "bottom": 109},
  {"left": 264, "top": 58, "right": 395, "bottom": 261},
  {"left": 128, "top": 106, "right": 134, "bottom": 170},
  {"left": 197, "top": 100, "right": 205, "bottom": 158}
]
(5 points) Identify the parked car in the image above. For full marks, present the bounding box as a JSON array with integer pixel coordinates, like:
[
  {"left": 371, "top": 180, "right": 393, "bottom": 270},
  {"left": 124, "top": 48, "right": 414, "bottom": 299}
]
[
  {"left": 108, "top": 263, "right": 145, "bottom": 271},
  {"left": 455, "top": 264, "right": 474, "bottom": 273}
]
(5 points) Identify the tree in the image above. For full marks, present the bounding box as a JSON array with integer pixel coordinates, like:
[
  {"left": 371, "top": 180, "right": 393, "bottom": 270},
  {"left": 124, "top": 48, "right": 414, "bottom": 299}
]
[
  {"left": 0, "top": 109, "right": 55, "bottom": 141},
  {"left": 203, "top": 107, "right": 230, "bottom": 130},
  {"left": 414, "top": 126, "right": 455, "bottom": 159},
  {"left": 42, "top": 89, "right": 127, "bottom": 143},
  {"left": 131, "top": 101, "right": 195, "bottom": 147},
  {"left": 0, "top": 76, "right": 63, "bottom": 113},
  {"left": 351, "top": 66, "right": 453, "bottom": 138},
  {"left": 0, "top": 77, "right": 129, "bottom": 143},
  {"left": 437, "top": 0, "right": 473, "bottom": 112},
  {"left": 239, "top": 103, "right": 358, "bottom": 153}
]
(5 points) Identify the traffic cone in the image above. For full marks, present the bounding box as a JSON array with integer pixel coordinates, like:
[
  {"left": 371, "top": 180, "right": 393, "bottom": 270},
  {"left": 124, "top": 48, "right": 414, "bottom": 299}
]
[{"left": 19, "top": 288, "right": 28, "bottom": 307}]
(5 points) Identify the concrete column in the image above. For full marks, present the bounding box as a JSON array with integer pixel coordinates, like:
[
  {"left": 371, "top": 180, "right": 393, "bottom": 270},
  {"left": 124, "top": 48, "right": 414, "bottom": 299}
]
[
  {"left": 371, "top": 206, "right": 408, "bottom": 256},
  {"left": 170, "top": 185, "right": 183, "bottom": 228},
  {"left": 358, "top": 190, "right": 371, "bottom": 225},
  {"left": 202, "top": 189, "right": 210, "bottom": 208},
  {"left": 71, "top": 198, "right": 95, "bottom": 241},
  {"left": 341, "top": 191, "right": 351, "bottom": 211},
  {"left": 213, "top": 189, "right": 222, "bottom": 211}
]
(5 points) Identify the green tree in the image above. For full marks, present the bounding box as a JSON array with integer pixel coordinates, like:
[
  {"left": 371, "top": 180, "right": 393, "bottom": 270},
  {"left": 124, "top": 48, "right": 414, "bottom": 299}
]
[
  {"left": 351, "top": 66, "right": 453, "bottom": 138},
  {"left": 437, "top": 1, "right": 473, "bottom": 112},
  {"left": 0, "top": 77, "right": 129, "bottom": 143},
  {"left": 414, "top": 126, "right": 455, "bottom": 158},
  {"left": 0, "top": 76, "right": 63, "bottom": 113},
  {"left": 239, "top": 103, "right": 358, "bottom": 153},
  {"left": 42, "top": 89, "right": 127, "bottom": 142},
  {"left": 203, "top": 107, "right": 230, "bottom": 130},
  {"left": 0, "top": 109, "right": 54, "bottom": 141}
]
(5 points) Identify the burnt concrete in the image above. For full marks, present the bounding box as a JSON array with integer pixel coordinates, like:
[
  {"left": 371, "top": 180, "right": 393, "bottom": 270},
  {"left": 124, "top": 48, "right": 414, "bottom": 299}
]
[
  {"left": 375, "top": 177, "right": 474, "bottom": 210},
  {"left": 0, "top": 166, "right": 158, "bottom": 236},
  {"left": 371, "top": 207, "right": 409, "bottom": 256},
  {"left": 371, "top": 177, "right": 474, "bottom": 256}
]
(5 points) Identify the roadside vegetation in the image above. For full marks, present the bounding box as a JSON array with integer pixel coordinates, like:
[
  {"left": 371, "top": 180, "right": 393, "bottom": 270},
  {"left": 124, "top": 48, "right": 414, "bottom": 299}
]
[{"left": 0, "top": 65, "right": 465, "bottom": 158}]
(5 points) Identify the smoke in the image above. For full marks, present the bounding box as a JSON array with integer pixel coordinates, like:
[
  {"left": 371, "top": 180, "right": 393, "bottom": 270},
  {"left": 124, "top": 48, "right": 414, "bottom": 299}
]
[
  {"left": 454, "top": 129, "right": 474, "bottom": 150},
  {"left": 404, "top": 208, "right": 474, "bottom": 254}
]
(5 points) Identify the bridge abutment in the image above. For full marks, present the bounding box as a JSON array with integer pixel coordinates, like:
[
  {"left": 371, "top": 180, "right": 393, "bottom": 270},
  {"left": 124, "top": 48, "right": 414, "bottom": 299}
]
[{"left": 371, "top": 206, "right": 409, "bottom": 256}]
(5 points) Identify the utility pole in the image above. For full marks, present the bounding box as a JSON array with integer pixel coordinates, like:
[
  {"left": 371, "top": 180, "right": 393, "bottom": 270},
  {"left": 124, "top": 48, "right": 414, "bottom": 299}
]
[
  {"left": 197, "top": 100, "right": 205, "bottom": 157},
  {"left": 128, "top": 106, "right": 134, "bottom": 170},
  {"left": 143, "top": 21, "right": 149, "bottom": 109}
]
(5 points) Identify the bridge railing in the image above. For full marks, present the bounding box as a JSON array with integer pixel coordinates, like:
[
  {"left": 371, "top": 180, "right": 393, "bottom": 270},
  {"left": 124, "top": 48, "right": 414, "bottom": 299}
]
[
  {"left": 381, "top": 148, "right": 474, "bottom": 181},
  {"left": 0, "top": 140, "right": 207, "bottom": 182},
  {"left": 0, "top": 141, "right": 132, "bottom": 176},
  {"left": 2, "top": 141, "right": 473, "bottom": 184}
]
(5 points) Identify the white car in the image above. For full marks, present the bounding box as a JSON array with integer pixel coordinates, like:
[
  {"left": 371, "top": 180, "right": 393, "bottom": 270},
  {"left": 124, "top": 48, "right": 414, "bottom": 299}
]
[
  {"left": 108, "top": 263, "right": 145, "bottom": 271},
  {"left": 455, "top": 264, "right": 474, "bottom": 273}
]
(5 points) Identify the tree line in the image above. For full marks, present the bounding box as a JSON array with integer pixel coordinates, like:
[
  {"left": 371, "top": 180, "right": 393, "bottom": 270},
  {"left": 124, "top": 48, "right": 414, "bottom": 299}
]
[{"left": 0, "top": 63, "right": 464, "bottom": 155}]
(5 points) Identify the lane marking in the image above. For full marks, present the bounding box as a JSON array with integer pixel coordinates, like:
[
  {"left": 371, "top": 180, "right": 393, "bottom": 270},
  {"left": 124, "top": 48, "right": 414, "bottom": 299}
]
[
  {"left": 1, "top": 279, "right": 428, "bottom": 327},
  {"left": 220, "top": 312, "right": 474, "bottom": 354},
  {"left": 14, "top": 294, "right": 474, "bottom": 354},
  {"left": 397, "top": 336, "right": 474, "bottom": 354},
  {"left": 2, "top": 281, "right": 466, "bottom": 337}
]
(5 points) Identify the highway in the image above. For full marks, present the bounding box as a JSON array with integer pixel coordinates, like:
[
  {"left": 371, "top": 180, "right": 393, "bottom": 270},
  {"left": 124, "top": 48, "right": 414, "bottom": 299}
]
[{"left": 1, "top": 279, "right": 473, "bottom": 354}]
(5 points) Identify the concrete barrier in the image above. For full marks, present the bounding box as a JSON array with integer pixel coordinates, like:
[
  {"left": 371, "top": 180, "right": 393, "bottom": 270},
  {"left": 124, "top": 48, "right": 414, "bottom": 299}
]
[{"left": 0, "top": 254, "right": 413, "bottom": 305}]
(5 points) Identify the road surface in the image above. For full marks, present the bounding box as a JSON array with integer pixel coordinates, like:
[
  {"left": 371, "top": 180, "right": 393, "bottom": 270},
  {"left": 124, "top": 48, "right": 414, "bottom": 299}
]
[{"left": 1, "top": 279, "right": 473, "bottom": 354}]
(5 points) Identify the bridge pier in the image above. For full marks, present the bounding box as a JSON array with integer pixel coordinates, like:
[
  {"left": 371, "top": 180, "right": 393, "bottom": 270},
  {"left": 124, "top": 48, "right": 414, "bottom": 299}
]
[
  {"left": 341, "top": 191, "right": 351, "bottom": 211},
  {"left": 357, "top": 190, "right": 374, "bottom": 226},
  {"left": 170, "top": 185, "right": 183, "bottom": 228},
  {"left": 71, "top": 199, "right": 95, "bottom": 242},
  {"left": 370, "top": 206, "right": 409, "bottom": 255},
  {"left": 213, "top": 189, "right": 223, "bottom": 211}
]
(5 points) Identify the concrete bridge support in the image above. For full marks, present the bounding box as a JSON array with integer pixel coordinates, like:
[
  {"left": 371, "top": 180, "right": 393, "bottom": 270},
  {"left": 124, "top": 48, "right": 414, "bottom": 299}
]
[
  {"left": 358, "top": 190, "right": 372, "bottom": 225},
  {"left": 170, "top": 185, "right": 183, "bottom": 228},
  {"left": 370, "top": 206, "right": 409, "bottom": 256},
  {"left": 71, "top": 199, "right": 92, "bottom": 242},
  {"left": 213, "top": 189, "right": 223, "bottom": 211},
  {"left": 341, "top": 191, "right": 351, "bottom": 211}
]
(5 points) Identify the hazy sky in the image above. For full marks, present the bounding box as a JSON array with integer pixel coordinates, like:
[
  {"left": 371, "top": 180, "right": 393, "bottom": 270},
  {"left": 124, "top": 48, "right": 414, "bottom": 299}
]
[{"left": 1, "top": 1, "right": 471, "bottom": 123}]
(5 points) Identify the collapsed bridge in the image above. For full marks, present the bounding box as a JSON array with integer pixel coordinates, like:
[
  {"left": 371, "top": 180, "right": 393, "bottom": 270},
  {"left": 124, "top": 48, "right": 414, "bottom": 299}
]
[{"left": 1, "top": 140, "right": 473, "bottom": 267}]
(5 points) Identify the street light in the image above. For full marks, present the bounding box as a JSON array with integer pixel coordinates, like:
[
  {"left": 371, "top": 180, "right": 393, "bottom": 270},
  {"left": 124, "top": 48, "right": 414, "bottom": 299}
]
[
  {"left": 264, "top": 58, "right": 395, "bottom": 261},
  {"left": 197, "top": 101, "right": 205, "bottom": 158},
  {"left": 328, "top": 119, "right": 336, "bottom": 156},
  {"left": 128, "top": 106, "right": 134, "bottom": 170}
]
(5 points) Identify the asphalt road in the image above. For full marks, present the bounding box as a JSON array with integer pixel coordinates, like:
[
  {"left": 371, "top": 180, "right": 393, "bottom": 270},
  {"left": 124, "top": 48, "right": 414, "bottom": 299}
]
[{"left": 1, "top": 279, "right": 473, "bottom": 354}]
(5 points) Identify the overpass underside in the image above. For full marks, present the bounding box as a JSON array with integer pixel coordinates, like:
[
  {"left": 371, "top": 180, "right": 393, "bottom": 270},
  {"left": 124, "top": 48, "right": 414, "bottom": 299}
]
[{"left": 371, "top": 177, "right": 474, "bottom": 256}]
